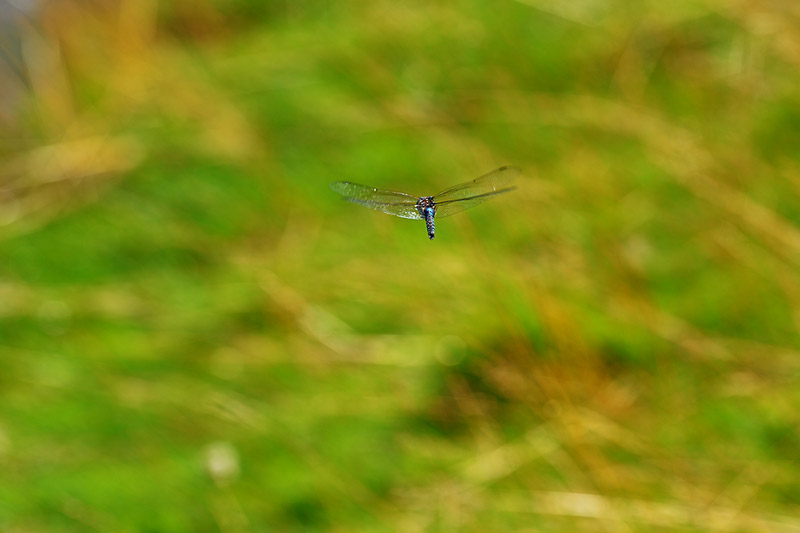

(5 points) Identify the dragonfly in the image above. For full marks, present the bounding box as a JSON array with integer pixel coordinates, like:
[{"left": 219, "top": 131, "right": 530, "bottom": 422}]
[{"left": 330, "top": 166, "right": 519, "bottom": 240}]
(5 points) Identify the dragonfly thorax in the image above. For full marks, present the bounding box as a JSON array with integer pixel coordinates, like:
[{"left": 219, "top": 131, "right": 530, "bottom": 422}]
[{"left": 415, "top": 196, "right": 436, "bottom": 219}]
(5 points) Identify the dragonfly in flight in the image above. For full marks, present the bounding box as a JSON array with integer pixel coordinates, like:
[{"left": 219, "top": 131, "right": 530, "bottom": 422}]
[{"left": 330, "top": 166, "right": 519, "bottom": 240}]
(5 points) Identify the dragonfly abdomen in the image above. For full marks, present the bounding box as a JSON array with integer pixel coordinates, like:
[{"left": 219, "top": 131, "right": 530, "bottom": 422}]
[{"left": 424, "top": 207, "right": 435, "bottom": 240}]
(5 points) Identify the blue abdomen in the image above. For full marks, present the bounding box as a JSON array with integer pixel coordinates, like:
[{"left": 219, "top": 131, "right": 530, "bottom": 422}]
[{"left": 425, "top": 208, "right": 435, "bottom": 240}]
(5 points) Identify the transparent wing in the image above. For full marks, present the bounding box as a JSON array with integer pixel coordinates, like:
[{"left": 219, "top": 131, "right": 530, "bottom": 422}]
[
  {"left": 433, "top": 166, "right": 520, "bottom": 218},
  {"left": 330, "top": 181, "right": 422, "bottom": 220}
]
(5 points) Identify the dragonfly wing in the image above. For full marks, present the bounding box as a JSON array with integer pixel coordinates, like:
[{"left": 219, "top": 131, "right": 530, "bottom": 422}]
[
  {"left": 330, "top": 181, "right": 422, "bottom": 220},
  {"left": 434, "top": 191, "right": 513, "bottom": 218},
  {"left": 433, "top": 166, "right": 519, "bottom": 218}
]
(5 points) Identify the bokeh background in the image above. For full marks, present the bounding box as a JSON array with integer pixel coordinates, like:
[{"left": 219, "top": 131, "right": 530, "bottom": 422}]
[{"left": 1, "top": 0, "right": 799, "bottom": 531}]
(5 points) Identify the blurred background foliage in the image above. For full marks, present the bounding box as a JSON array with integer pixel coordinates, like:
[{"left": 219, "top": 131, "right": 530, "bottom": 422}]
[{"left": 1, "top": 0, "right": 799, "bottom": 531}]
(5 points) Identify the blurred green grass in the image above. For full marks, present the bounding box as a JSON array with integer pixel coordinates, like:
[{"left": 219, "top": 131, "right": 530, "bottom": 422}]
[{"left": 1, "top": 0, "right": 799, "bottom": 531}]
